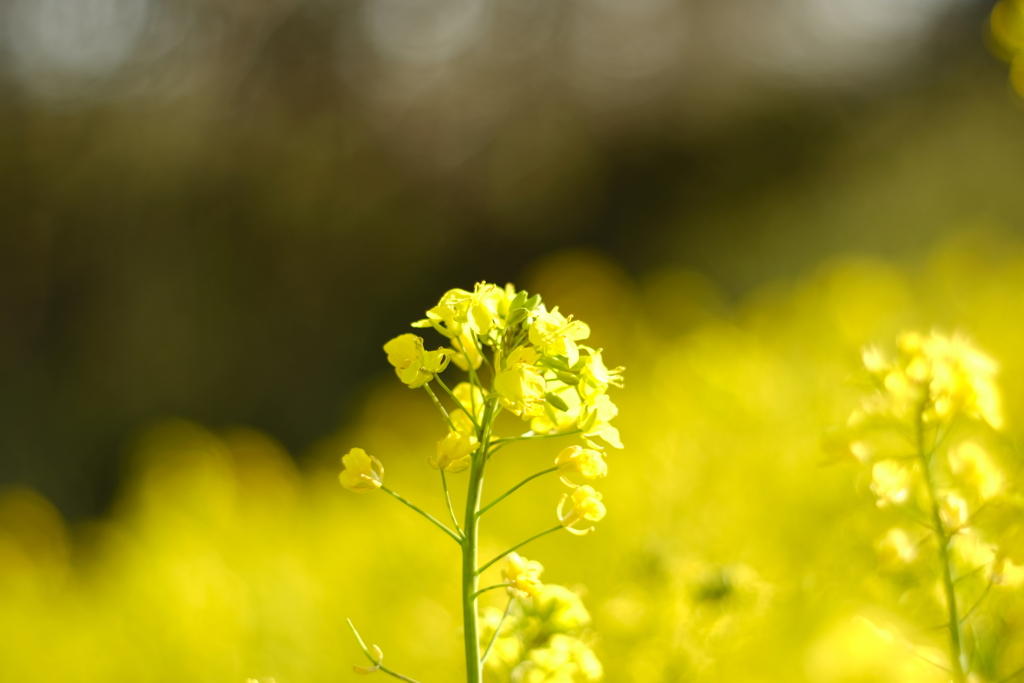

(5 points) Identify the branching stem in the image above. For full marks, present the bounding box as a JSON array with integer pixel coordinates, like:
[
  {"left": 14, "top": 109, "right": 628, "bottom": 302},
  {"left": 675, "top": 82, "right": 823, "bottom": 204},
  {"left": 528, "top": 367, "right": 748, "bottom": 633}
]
[{"left": 380, "top": 486, "right": 462, "bottom": 545}]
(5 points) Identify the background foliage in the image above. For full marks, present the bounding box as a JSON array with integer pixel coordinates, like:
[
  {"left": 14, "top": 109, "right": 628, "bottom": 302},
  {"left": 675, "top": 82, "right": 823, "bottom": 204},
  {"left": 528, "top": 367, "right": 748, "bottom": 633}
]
[{"left": 4, "top": 0, "right": 1024, "bottom": 680}]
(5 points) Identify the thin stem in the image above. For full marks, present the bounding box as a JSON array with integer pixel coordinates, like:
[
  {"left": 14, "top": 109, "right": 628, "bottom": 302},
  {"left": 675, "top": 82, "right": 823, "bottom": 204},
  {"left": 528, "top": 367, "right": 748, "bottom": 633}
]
[
  {"left": 916, "top": 410, "right": 968, "bottom": 683},
  {"left": 959, "top": 579, "right": 994, "bottom": 625},
  {"left": 490, "top": 430, "right": 583, "bottom": 447},
  {"left": 441, "top": 470, "right": 464, "bottom": 538},
  {"left": 437, "top": 375, "right": 480, "bottom": 432},
  {"left": 473, "top": 583, "right": 511, "bottom": 599},
  {"left": 347, "top": 618, "right": 424, "bottom": 683},
  {"left": 477, "top": 525, "right": 563, "bottom": 576},
  {"left": 477, "top": 467, "right": 558, "bottom": 518},
  {"left": 380, "top": 486, "right": 462, "bottom": 545},
  {"left": 423, "top": 384, "right": 456, "bottom": 431},
  {"left": 480, "top": 598, "right": 515, "bottom": 666},
  {"left": 461, "top": 399, "right": 496, "bottom": 683}
]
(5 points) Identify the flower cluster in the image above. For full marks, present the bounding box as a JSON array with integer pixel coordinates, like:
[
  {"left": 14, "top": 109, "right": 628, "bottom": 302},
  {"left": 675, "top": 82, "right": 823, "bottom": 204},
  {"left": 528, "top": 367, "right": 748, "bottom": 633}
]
[
  {"left": 341, "top": 282, "right": 624, "bottom": 683},
  {"left": 845, "top": 330, "right": 1024, "bottom": 682},
  {"left": 482, "top": 570, "right": 602, "bottom": 683}
]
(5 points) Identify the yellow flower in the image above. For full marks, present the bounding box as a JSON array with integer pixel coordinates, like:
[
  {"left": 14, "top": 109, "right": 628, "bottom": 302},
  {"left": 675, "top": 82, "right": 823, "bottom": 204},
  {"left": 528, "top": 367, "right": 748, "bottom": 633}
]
[
  {"left": 870, "top": 460, "right": 913, "bottom": 507},
  {"left": 863, "top": 331, "right": 1003, "bottom": 429},
  {"left": 531, "top": 384, "right": 581, "bottom": 434},
  {"left": 530, "top": 584, "right": 592, "bottom": 632},
  {"left": 413, "top": 282, "right": 509, "bottom": 339},
  {"left": 578, "top": 394, "right": 623, "bottom": 449},
  {"left": 429, "top": 431, "right": 477, "bottom": 473},
  {"left": 383, "top": 334, "right": 451, "bottom": 388},
  {"left": 339, "top": 448, "right": 384, "bottom": 492},
  {"left": 520, "top": 634, "right": 603, "bottom": 683},
  {"left": 876, "top": 527, "right": 919, "bottom": 567},
  {"left": 577, "top": 349, "right": 623, "bottom": 402},
  {"left": 948, "top": 440, "right": 1005, "bottom": 501},
  {"left": 528, "top": 308, "right": 590, "bottom": 365},
  {"left": 451, "top": 382, "right": 486, "bottom": 434},
  {"left": 502, "top": 552, "right": 544, "bottom": 599},
  {"left": 938, "top": 492, "right": 970, "bottom": 532},
  {"left": 557, "top": 485, "right": 606, "bottom": 535},
  {"left": 555, "top": 445, "right": 607, "bottom": 486},
  {"left": 495, "top": 346, "right": 547, "bottom": 418}
]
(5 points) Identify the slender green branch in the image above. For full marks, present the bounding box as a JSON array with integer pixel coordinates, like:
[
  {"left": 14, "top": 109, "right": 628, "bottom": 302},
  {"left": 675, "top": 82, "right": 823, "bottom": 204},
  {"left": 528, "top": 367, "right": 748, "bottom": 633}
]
[
  {"left": 473, "top": 583, "right": 511, "bottom": 599},
  {"left": 347, "top": 618, "right": 424, "bottom": 683},
  {"left": 488, "top": 430, "right": 583, "bottom": 459},
  {"left": 959, "top": 579, "right": 994, "bottom": 625},
  {"left": 477, "top": 525, "right": 563, "bottom": 576},
  {"left": 423, "top": 384, "right": 456, "bottom": 431},
  {"left": 477, "top": 467, "right": 558, "bottom": 518},
  {"left": 955, "top": 562, "right": 993, "bottom": 584},
  {"left": 480, "top": 599, "right": 515, "bottom": 666},
  {"left": 436, "top": 375, "right": 480, "bottom": 432},
  {"left": 461, "top": 398, "right": 497, "bottom": 683},
  {"left": 916, "top": 409, "right": 968, "bottom": 683},
  {"left": 471, "top": 332, "right": 493, "bottom": 372},
  {"left": 380, "top": 486, "right": 462, "bottom": 544},
  {"left": 441, "top": 470, "right": 464, "bottom": 539},
  {"left": 490, "top": 430, "right": 582, "bottom": 446}
]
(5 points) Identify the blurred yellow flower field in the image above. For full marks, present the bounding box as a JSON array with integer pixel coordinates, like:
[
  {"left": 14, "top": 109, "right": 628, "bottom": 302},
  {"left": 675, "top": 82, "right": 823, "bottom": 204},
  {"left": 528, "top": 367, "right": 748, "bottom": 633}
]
[{"left": 3, "top": 231, "right": 1024, "bottom": 683}]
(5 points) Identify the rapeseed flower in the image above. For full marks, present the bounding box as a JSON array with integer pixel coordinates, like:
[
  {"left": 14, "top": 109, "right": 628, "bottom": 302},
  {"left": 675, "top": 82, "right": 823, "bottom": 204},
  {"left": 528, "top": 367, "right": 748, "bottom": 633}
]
[
  {"left": 557, "top": 486, "right": 606, "bottom": 535},
  {"left": 339, "top": 448, "right": 384, "bottom": 492},
  {"left": 383, "top": 334, "right": 451, "bottom": 388}
]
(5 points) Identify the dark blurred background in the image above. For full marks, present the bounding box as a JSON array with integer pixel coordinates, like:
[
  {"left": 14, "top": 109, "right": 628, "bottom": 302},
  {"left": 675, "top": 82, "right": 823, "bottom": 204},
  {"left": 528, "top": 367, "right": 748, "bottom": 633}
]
[{"left": 1, "top": 0, "right": 1021, "bottom": 520}]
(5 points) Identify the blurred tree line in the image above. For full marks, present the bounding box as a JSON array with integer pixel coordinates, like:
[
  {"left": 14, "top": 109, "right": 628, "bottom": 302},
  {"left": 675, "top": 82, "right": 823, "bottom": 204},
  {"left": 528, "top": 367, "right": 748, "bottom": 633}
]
[{"left": 1, "top": 0, "right": 1022, "bottom": 520}]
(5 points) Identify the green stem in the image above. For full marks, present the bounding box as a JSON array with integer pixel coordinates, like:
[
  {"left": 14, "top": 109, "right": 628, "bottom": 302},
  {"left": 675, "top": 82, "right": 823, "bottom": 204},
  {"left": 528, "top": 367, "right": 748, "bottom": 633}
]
[
  {"left": 477, "top": 467, "right": 558, "bottom": 518},
  {"left": 480, "top": 598, "right": 514, "bottom": 666},
  {"left": 490, "top": 429, "right": 582, "bottom": 447},
  {"left": 477, "top": 525, "right": 563, "bottom": 576},
  {"left": 380, "top": 486, "right": 462, "bottom": 545},
  {"left": 423, "top": 384, "right": 456, "bottom": 431},
  {"left": 347, "top": 618, "right": 424, "bottom": 683},
  {"left": 472, "top": 583, "right": 510, "bottom": 599},
  {"left": 437, "top": 375, "right": 480, "bottom": 432},
  {"left": 916, "top": 412, "right": 967, "bottom": 683},
  {"left": 441, "top": 470, "right": 464, "bottom": 538},
  {"left": 462, "top": 400, "right": 496, "bottom": 683}
]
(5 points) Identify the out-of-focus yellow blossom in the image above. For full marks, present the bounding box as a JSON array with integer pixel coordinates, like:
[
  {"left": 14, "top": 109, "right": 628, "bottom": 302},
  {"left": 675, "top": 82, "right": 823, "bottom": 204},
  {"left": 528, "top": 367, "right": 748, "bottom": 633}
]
[
  {"left": 876, "top": 528, "right": 919, "bottom": 568},
  {"left": 555, "top": 446, "right": 607, "bottom": 486},
  {"left": 991, "top": 0, "right": 1024, "bottom": 95},
  {"left": 870, "top": 460, "right": 914, "bottom": 507},
  {"left": 383, "top": 333, "right": 451, "bottom": 388},
  {"left": 495, "top": 346, "right": 547, "bottom": 418},
  {"left": 451, "top": 381, "right": 486, "bottom": 434},
  {"left": 856, "top": 331, "right": 1003, "bottom": 430},
  {"left": 806, "top": 615, "right": 948, "bottom": 683},
  {"left": 558, "top": 486, "right": 606, "bottom": 535},
  {"left": 948, "top": 441, "right": 1005, "bottom": 502},
  {"left": 503, "top": 553, "right": 544, "bottom": 599},
  {"left": 531, "top": 585, "right": 593, "bottom": 633},
  {"left": 938, "top": 492, "right": 970, "bottom": 532},
  {"left": 951, "top": 529, "right": 998, "bottom": 573},
  {"left": 529, "top": 309, "right": 590, "bottom": 366},
  {"left": 339, "top": 448, "right": 384, "bottom": 492},
  {"left": 429, "top": 431, "right": 477, "bottom": 473},
  {"left": 517, "top": 634, "right": 603, "bottom": 683}
]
